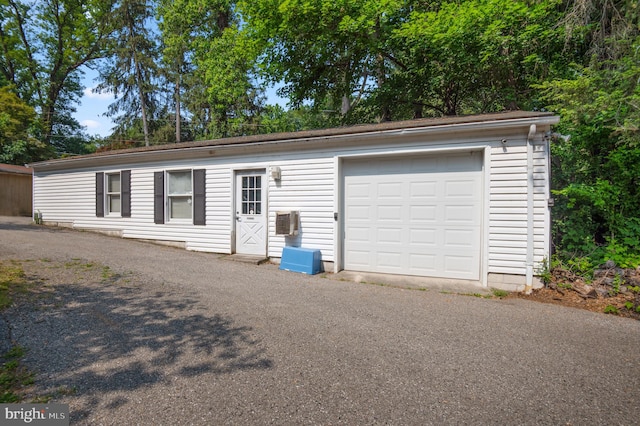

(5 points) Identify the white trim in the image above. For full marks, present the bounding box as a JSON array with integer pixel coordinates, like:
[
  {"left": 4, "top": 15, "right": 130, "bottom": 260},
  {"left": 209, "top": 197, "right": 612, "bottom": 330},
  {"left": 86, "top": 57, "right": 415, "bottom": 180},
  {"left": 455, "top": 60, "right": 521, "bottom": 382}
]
[
  {"left": 333, "top": 155, "right": 341, "bottom": 273},
  {"left": 233, "top": 168, "right": 268, "bottom": 256},
  {"left": 525, "top": 124, "right": 536, "bottom": 289},
  {"left": 482, "top": 146, "right": 492, "bottom": 287}
]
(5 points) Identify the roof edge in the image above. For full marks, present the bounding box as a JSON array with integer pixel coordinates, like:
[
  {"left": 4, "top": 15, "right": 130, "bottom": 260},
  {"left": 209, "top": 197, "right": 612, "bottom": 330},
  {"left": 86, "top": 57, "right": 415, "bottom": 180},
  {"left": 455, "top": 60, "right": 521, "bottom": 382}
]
[{"left": 30, "top": 112, "right": 559, "bottom": 172}]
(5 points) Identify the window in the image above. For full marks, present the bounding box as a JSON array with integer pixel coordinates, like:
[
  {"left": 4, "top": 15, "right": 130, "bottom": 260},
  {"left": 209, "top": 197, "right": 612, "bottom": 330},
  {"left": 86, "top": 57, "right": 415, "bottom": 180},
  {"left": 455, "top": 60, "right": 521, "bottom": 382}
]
[
  {"left": 241, "top": 175, "right": 262, "bottom": 215},
  {"left": 167, "top": 171, "right": 192, "bottom": 220},
  {"left": 106, "top": 173, "right": 121, "bottom": 214},
  {"left": 96, "top": 170, "right": 130, "bottom": 218},
  {"left": 154, "top": 169, "right": 205, "bottom": 225}
]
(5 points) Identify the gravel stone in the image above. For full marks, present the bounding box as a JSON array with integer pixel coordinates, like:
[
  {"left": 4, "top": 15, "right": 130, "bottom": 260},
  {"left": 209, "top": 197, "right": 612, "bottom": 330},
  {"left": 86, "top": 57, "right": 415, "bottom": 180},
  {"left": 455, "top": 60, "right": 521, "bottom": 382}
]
[{"left": 1, "top": 216, "right": 639, "bottom": 425}]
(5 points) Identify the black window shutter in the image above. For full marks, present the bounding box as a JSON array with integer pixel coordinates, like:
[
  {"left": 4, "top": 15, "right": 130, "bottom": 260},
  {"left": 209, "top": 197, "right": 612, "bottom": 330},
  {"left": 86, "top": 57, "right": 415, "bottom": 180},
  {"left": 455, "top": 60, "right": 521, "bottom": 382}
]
[
  {"left": 193, "top": 169, "right": 206, "bottom": 226},
  {"left": 154, "top": 171, "right": 164, "bottom": 224},
  {"left": 121, "top": 170, "right": 131, "bottom": 217},
  {"left": 96, "top": 172, "right": 104, "bottom": 217}
]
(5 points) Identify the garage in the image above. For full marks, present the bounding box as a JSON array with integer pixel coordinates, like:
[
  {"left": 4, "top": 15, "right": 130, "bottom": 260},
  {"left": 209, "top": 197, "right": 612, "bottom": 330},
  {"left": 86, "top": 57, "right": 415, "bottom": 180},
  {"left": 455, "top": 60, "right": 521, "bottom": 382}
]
[{"left": 342, "top": 151, "right": 483, "bottom": 280}]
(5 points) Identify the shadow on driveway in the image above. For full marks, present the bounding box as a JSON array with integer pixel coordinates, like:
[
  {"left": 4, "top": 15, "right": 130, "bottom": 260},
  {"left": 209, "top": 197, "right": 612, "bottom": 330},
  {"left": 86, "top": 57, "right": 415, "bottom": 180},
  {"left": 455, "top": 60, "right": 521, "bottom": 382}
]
[{"left": 7, "top": 260, "right": 272, "bottom": 422}]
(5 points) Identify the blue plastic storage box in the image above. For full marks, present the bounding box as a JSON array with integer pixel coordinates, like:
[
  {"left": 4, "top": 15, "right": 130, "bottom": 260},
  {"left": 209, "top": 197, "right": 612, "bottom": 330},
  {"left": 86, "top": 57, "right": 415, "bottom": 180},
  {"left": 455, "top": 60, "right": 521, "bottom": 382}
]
[{"left": 279, "top": 247, "right": 322, "bottom": 275}]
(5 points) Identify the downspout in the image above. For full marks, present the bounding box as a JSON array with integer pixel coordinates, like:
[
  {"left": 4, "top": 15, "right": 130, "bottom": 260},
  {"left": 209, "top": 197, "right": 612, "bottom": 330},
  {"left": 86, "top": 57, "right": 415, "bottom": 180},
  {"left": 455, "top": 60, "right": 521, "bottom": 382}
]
[{"left": 525, "top": 124, "right": 536, "bottom": 293}]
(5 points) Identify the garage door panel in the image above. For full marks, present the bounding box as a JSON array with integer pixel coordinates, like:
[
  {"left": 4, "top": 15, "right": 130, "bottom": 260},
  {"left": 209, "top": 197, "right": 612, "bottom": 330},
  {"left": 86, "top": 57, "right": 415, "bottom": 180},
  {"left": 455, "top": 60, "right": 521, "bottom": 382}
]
[
  {"left": 349, "top": 227, "right": 371, "bottom": 242},
  {"left": 377, "top": 252, "right": 403, "bottom": 269},
  {"left": 445, "top": 255, "right": 476, "bottom": 273},
  {"left": 378, "top": 182, "right": 403, "bottom": 197},
  {"left": 410, "top": 181, "right": 437, "bottom": 197},
  {"left": 444, "top": 205, "right": 477, "bottom": 223},
  {"left": 444, "top": 228, "right": 478, "bottom": 247},
  {"left": 344, "top": 152, "right": 482, "bottom": 280},
  {"left": 410, "top": 205, "right": 437, "bottom": 221},
  {"left": 378, "top": 205, "right": 403, "bottom": 221},
  {"left": 409, "top": 254, "right": 437, "bottom": 272},
  {"left": 445, "top": 179, "right": 477, "bottom": 197},
  {"left": 409, "top": 228, "right": 437, "bottom": 246},
  {"left": 347, "top": 206, "right": 371, "bottom": 220}
]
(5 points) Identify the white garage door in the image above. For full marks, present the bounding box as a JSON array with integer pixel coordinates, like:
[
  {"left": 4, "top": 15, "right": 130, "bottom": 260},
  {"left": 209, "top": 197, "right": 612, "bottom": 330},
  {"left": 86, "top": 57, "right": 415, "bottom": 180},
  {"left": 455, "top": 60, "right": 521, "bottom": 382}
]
[{"left": 343, "top": 152, "right": 483, "bottom": 280}]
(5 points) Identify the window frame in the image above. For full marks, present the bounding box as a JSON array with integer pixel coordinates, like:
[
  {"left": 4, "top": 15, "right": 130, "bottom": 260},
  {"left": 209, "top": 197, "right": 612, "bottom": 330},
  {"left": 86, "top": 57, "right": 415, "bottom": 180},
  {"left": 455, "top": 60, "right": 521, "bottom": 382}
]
[
  {"left": 166, "top": 169, "right": 193, "bottom": 222},
  {"left": 105, "top": 172, "right": 122, "bottom": 216},
  {"left": 96, "top": 170, "right": 130, "bottom": 218}
]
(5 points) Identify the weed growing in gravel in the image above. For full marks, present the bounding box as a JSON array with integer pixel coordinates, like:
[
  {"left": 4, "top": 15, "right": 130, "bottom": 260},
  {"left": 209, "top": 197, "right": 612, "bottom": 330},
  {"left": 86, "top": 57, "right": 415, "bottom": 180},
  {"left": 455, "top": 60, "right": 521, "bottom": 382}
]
[
  {"left": 604, "top": 305, "right": 619, "bottom": 314},
  {"left": 491, "top": 289, "right": 510, "bottom": 298},
  {"left": 101, "top": 266, "right": 113, "bottom": 280},
  {"left": 0, "top": 345, "right": 34, "bottom": 402},
  {"left": 0, "top": 261, "right": 30, "bottom": 309}
]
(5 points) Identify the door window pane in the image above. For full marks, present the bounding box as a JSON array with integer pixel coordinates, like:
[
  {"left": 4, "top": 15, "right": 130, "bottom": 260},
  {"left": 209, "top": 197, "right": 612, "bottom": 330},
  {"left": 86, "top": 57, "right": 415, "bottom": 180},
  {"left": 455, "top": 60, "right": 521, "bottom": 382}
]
[{"left": 241, "top": 174, "right": 262, "bottom": 216}]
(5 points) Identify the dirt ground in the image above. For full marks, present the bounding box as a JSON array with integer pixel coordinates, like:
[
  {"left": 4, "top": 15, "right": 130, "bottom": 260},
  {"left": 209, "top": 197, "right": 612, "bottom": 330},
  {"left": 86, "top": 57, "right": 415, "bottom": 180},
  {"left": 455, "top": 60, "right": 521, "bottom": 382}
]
[{"left": 508, "top": 267, "right": 640, "bottom": 321}]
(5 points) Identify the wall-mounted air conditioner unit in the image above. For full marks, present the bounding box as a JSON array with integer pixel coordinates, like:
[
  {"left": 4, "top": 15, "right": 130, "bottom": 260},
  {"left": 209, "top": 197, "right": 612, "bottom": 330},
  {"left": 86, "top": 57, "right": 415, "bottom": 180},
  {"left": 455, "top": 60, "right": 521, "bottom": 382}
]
[{"left": 275, "top": 211, "right": 299, "bottom": 236}]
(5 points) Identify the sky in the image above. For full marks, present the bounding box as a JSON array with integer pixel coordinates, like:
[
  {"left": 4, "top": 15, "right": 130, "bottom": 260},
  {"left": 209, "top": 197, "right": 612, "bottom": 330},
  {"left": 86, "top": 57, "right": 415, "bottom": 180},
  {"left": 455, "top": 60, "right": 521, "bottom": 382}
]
[
  {"left": 74, "top": 68, "right": 287, "bottom": 138},
  {"left": 75, "top": 68, "right": 115, "bottom": 137}
]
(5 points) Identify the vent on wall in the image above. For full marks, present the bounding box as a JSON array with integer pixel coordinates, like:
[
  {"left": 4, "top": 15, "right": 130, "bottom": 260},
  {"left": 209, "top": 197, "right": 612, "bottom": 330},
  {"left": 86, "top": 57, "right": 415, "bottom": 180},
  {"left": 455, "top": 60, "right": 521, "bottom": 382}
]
[{"left": 275, "top": 211, "right": 299, "bottom": 236}]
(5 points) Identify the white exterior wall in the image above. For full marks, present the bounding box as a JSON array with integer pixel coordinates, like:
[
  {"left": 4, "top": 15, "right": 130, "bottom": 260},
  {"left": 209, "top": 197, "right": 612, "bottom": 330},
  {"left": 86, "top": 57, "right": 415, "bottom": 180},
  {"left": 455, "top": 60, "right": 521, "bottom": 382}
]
[
  {"left": 33, "top": 152, "right": 338, "bottom": 261},
  {"left": 487, "top": 135, "right": 551, "bottom": 288},
  {"left": 32, "top": 116, "right": 555, "bottom": 287}
]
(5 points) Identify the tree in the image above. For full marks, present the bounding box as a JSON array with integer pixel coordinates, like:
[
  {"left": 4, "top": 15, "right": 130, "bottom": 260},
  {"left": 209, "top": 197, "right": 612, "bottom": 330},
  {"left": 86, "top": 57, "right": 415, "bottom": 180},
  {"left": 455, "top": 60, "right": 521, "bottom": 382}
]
[
  {"left": 239, "top": 0, "right": 401, "bottom": 123},
  {"left": 0, "top": 0, "right": 112, "bottom": 148},
  {"left": 0, "top": 86, "right": 51, "bottom": 164},
  {"left": 97, "top": 0, "right": 159, "bottom": 147},
  {"left": 388, "top": 0, "right": 566, "bottom": 117},
  {"left": 540, "top": 1, "right": 640, "bottom": 266}
]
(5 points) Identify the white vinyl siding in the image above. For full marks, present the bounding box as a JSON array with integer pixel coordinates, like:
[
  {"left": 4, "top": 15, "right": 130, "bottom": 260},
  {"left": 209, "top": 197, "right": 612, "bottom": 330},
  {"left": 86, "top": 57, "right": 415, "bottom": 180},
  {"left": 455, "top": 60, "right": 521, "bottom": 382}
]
[
  {"left": 31, "top": 114, "right": 557, "bottom": 284},
  {"left": 267, "top": 156, "right": 335, "bottom": 261},
  {"left": 488, "top": 140, "right": 550, "bottom": 275}
]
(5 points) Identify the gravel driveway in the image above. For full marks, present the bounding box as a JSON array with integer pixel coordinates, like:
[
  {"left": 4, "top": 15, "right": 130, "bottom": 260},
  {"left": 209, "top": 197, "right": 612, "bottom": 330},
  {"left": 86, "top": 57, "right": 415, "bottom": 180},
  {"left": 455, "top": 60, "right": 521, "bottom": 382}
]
[{"left": 1, "top": 216, "right": 639, "bottom": 425}]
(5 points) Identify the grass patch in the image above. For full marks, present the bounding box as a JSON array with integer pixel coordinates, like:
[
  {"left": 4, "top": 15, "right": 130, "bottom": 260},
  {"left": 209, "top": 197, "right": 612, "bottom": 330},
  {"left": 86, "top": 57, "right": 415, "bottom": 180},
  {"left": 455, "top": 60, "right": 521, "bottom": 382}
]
[
  {"left": 0, "top": 345, "right": 33, "bottom": 402},
  {"left": 0, "top": 261, "right": 30, "bottom": 310},
  {"left": 491, "top": 288, "right": 510, "bottom": 298},
  {"left": 0, "top": 261, "right": 38, "bottom": 402}
]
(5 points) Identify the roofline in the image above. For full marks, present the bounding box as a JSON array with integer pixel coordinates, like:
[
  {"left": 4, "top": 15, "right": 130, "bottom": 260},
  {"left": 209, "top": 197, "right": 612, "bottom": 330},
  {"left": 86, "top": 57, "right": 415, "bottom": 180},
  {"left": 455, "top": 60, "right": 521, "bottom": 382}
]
[
  {"left": 30, "top": 112, "right": 559, "bottom": 172},
  {"left": 0, "top": 164, "right": 33, "bottom": 175}
]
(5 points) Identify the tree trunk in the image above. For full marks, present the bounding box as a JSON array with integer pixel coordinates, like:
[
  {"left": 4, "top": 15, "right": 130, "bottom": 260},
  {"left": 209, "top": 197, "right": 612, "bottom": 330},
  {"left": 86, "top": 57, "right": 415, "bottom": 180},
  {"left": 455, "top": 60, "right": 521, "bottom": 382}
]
[{"left": 175, "top": 75, "right": 181, "bottom": 143}]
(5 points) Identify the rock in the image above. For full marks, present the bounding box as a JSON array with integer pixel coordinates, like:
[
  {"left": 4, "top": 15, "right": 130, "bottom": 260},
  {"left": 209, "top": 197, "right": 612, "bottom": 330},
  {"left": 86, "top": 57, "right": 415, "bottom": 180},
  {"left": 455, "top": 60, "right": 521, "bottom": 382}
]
[
  {"left": 604, "top": 260, "right": 616, "bottom": 269},
  {"left": 593, "top": 269, "right": 606, "bottom": 279},
  {"left": 601, "top": 277, "right": 615, "bottom": 287},
  {"left": 574, "top": 282, "right": 597, "bottom": 298},
  {"left": 595, "top": 287, "right": 610, "bottom": 298}
]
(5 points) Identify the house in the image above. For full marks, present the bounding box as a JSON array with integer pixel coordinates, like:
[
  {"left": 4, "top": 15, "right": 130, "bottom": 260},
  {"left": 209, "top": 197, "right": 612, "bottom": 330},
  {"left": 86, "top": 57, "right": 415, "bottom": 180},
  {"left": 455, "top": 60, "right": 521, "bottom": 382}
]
[
  {"left": 29, "top": 111, "right": 560, "bottom": 291},
  {"left": 0, "top": 163, "right": 33, "bottom": 216}
]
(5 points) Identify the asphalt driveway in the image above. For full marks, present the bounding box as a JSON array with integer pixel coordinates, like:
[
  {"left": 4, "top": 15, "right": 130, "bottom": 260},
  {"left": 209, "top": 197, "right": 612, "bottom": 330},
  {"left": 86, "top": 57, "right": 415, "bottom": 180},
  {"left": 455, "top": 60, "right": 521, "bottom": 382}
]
[{"left": 0, "top": 216, "right": 638, "bottom": 424}]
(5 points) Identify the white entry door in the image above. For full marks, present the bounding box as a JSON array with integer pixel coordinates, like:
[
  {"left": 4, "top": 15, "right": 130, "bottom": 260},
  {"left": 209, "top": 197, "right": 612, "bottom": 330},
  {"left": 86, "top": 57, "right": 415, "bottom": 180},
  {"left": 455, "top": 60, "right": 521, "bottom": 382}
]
[{"left": 235, "top": 170, "right": 267, "bottom": 255}]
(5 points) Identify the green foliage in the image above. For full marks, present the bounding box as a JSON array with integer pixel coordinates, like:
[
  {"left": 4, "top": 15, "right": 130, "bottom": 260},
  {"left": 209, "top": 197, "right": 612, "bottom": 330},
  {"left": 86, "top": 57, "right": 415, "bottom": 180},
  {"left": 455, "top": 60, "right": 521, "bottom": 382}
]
[
  {"left": 491, "top": 288, "right": 510, "bottom": 298},
  {"left": 0, "top": 261, "right": 29, "bottom": 310},
  {"left": 603, "top": 304, "right": 619, "bottom": 314},
  {"left": 541, "top": 34, "right": 640, "bottom": 268},
  {"left": 0, "top": 345, "right": 33, "bottom": 403},
  {"left": 0, "top": 0, "right": 112, "bottom": 149},
  {"left": 391, "top": 0, "right": 566, "bottom": 116},
  {"left": 0, "top": 87, "right": 52, "bottom": 164}
]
